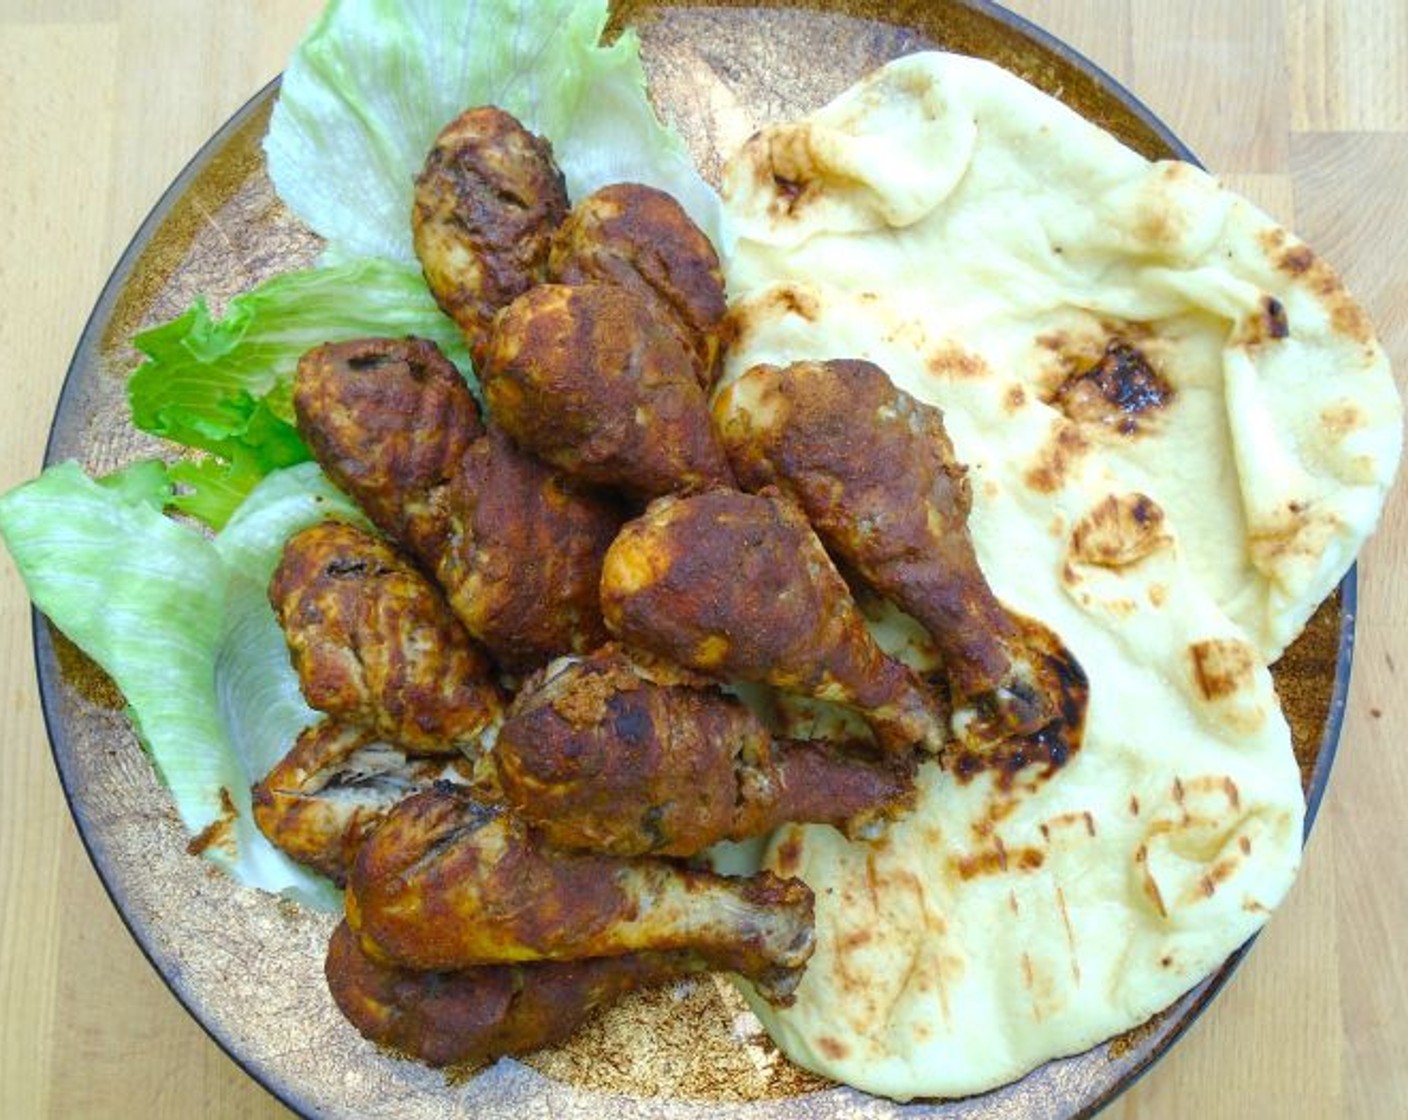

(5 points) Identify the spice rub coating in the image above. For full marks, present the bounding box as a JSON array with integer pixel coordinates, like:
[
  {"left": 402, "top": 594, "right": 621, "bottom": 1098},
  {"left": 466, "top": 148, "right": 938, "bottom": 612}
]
[
  {"left": 549, "top": 182, "right": 728, "bottom": 390},
  {"left": 293, "top": 336, "right": 481, "bottom": 560},
  {"left": 412, "top": 106, "right": 569, "bottom": 361},
  {"left": 481, "top": 282, "right": 734, "bottom": 499},
  {"left": 496, "top": 645, "right": 915, "bottom": 857},
  {"left": 600, "top": 489, "right": 949, "bottom": 753},
  {"left": 436, "top": 427, "right": 624, "bottom": 673},
  {"left": 269, "top": 520, "right": 503, "bottom": 753}
]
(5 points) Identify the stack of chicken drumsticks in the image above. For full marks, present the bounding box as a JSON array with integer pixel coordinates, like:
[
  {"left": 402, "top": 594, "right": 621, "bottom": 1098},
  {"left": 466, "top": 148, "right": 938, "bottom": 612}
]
[{"left": 250, "top": 106, "right": 1083, "bottom": 1069}]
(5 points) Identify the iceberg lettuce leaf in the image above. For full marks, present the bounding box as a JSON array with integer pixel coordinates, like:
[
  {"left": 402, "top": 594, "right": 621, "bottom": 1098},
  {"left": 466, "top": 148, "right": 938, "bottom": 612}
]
[
  {"left": 264, "top": 0, "right": 723, "bottom": 264},
  {"left": 0, "top": 460, "right": 362, "bottom": 909}
]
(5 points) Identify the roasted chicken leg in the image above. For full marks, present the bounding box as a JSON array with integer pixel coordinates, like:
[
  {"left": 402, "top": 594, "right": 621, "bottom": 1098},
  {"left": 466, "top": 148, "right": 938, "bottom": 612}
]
[
  {"left": 480, "top": 282, "right": 735, "bottom": 499},
  {"left": 345, "top": 785, "right": 814, "bottom": 1002},
  {"left": 548, "top": 182, "right": 727, "bottom": 390},
  {"left": 293, "top": 336, "right": 481, "bottom": 561},
  {"left": 715, "top": 359, "right": 1064, "bottom": 738},
  {"left": 599, "top": 489, "right": 949, "bottom": 754},
  {"left": 325, "top": 920, "right": 707, "bottom": 1068},
  {"left": 293, "top": 337, "right": 622, "bottom": 673},
  {"left": 270, "top": 520, "right": 503, "bottom": 754},
  {"left": 494, "top": 645, "right": 915, "bottom": 856},
  {"left": 412, "top": 106, "right": 569, "bottom": 362},
  {"left": 251, "top": 721, "right": 473, "bottom": 886}
]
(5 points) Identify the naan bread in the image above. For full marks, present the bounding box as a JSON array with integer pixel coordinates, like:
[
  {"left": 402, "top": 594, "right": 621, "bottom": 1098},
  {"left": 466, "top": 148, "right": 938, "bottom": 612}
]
[
  {"left": 714, "top": 51, "right": 1400, "bottom": 1100},
  {"left": 722, "top": 51, "right": 1400, "bottom": 661}
]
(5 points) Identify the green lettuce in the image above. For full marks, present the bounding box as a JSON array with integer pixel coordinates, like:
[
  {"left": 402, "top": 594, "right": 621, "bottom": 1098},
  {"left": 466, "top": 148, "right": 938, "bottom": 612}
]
[
  {"left": 126, "top": 257, "right": 472, "bottom": 527},
  {"left": 0, "top": 461, "right": 363, "bottom": 908},
  {"left": 264, "top": 0, "right": 724, "bottom": 264}
]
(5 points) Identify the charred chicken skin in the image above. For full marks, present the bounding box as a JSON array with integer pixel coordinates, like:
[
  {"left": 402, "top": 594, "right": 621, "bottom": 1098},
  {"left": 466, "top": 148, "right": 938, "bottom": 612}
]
[
  {"left": 251, "top": 721, "right": 473, "bottom": 886},
  {"left": 293, "top": 336, "right": 621, "bottom": 673},
  {"left": 493, "top": 645, "right": 916, "bottom": 857},
  {"left": 325, "top": 920, "right": 708, "bottom": 1069},
  {"left": 599, "top": 489, "right": 949, "bottom": 754},
  {"left": 480, "top": 282, "right": 735, "bottom": 499},
  {"left": 715, "top": 359, "right": 1066, "bottom": 739},
  {"left": 412, "top": 106, "right": 569, "bottom": 362},
  {"left": 293, "top": 336, "right": 481, "bottom": 561},
  {"left": 548, "top": 182, "right": 728, "bottom": 391},
  {"left": 345, "top": 784, "right": 815, "bottom": 1003},
  {"left": 269, "top": 520, "right": 503, "bottom": 754}
]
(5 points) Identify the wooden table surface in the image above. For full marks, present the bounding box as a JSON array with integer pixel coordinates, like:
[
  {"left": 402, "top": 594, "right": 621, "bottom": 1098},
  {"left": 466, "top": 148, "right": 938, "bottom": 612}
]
[{"left": 1, "top": 2, "right": 1403, "bottom": 1117}]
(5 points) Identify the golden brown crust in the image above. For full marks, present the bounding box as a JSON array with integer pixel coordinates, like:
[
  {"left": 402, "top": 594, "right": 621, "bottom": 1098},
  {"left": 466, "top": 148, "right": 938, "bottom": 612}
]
[
  {"left": 292, "top": 337, "right": 481, "bottom": 558},
  {"left": 481, "top": 283, "right": 735, "bottom": 498},
  {"left": 269, "top": 521, "right": 503, "bottom": 753},
  {"left": 412, "top": 107, "right": 569, "bottom": 361},
  {"left": 496, "top": 647, "right": 761, "bottom": 856},
  {"left": 549, "top": 183, "right": 727, "bottom": 390}
]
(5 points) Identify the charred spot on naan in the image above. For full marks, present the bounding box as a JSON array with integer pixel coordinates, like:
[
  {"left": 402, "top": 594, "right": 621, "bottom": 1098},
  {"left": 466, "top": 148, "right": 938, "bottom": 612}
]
[
  {"left": 1259, "top": 227, "right": 1375, "bottom": 347},
  {"left": 1024, "top": 332, "right": 1175, "bottom": 493},
  {"left": 950, "top": 838, "right": 1046, "bottom": 881},
  {"left": 1236, "top": 294, "right": 1292, "bottom": 347},
  {"left": 1050, "top": 339, "right": 1174, "bottom": 436},
  {"left": 1319, "top": 401, "right": 1369, "bottom": 438},
  {"left": 1247, "top": 498, "right": 1345, "bottom": 573},
  {"left": 1023, "top": 419, "right": 1091, "bottom": 495},
  {"left": 1131, "top": 160, "right": 1206, "bottom": 250},
  {"left": 1188, "top": 639, "right": 1258, "bottom": 704},
  {"left": 1067, "top": 493, "right": 1174, "bottom": 571},
  {"left": 1187, "top": 637, "right": 1270, "bottom": 735},
  {"left": 725, "top": 284, "right": 820, "bottom": 353},
  {"left": 925, "top": 340, "right": 992, "bottom": 380},
  {"left": 1132, "top": 774, "right": 1273, "bottom": 921},
  {"left": 740, "top": 124, "right": 829, "bottom": 223}
]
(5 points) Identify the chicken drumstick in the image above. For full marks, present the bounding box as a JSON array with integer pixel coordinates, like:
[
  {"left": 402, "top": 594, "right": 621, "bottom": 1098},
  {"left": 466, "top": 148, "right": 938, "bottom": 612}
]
[
  {"left": 293, "top": 337, "right": 622, "bottom": 673},
  {"left": 494, "top": 645, "right": 915, "bottom": 857},
  {"left": 325, "top": 920, "right": 708, "bottom": 1069},
  {"left": 480, "top": 282, "right": 734, "bottom": 499},
  {"left": 412, "top": 106, "right": 569, "bottom": 363},
  {"left": 548, "top": 182, "right": 727, "bottom": 391},
  {"left": 599, "top": 489, "right": 949, "bottom": 754},
  {"left": 715, "top": 359, "right": 1065, "bottom": 738},
  {"left": 345, "top": 785, "right": 814, "bottom": 1003},
  {"left": 293, "top": 336, "right": 479, "bottom": 562},
  {"left": 269, "top": 520, "right": 503, "bottom": 754}
]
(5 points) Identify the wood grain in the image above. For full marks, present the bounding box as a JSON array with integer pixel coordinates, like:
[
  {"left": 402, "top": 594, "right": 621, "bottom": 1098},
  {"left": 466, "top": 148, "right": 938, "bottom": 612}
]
[{"left": 0, "top": 2, "right": 1403, "bottom": 1117}]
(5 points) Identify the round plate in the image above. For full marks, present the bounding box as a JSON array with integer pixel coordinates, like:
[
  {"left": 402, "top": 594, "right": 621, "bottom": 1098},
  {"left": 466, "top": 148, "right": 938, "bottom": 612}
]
[{"left": 35, "top": 2, "right": 1353, "bottom": 1117}]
